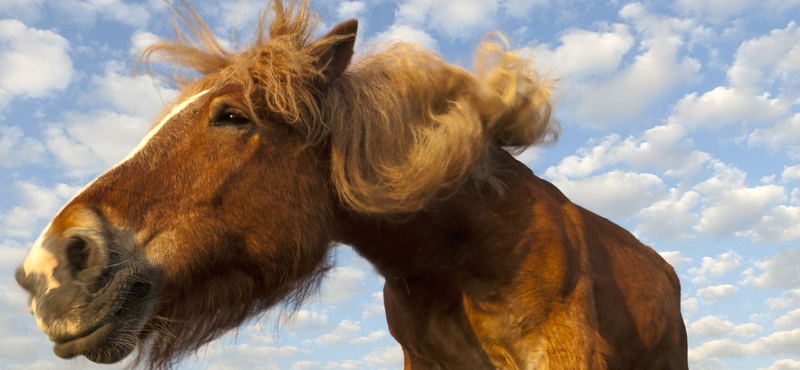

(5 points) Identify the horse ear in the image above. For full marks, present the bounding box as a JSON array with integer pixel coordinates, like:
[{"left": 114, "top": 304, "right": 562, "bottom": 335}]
[{"left": 311, "top": 19, "right": 357, "bottom": 82}]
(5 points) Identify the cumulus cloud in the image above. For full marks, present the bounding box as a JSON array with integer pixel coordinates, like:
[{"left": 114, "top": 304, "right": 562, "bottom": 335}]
[
  {"left": 775, "top": 309, "right": 800, "bottom": 329},
  {"left": 768, "top": 289, "right": 800, "bottom": 310},
  {"left": 674, "top": 0, "right": 800, "bottom": 23},
  {"left": 0, "top": 0, "right": 44, "bottom": 22},
  {"left": 688, "top": 251, "right": 742, "bottom": 285},
  {"left": 757, "top": 359, "right": 800, "bottom": 370},
  {"left": 337, "top": 1, "right": 367, "bottom": 19},
  {"left": 696, "top": 284, "right": 739, "bottom": 303},
  {"left": 728, "top": 22, "right": 800, "bottom": 89},
  {"left": 637, "top": 189, "right": 701, "bottom": 240},
  {"left": 370, "top": 24, "right": 438, "bottom": 50},
  {"left": 534, "top": 3, "right": 700, "bottom": 126},
  {"left": 1, "top": 181, "right": 81, "bottom": 238},
  {"left": 394, "top": 0, "right": 501, "bottom": 39},
  {"left": 693, "top": 162, "right": 785, "bottom": 237},
  {"left": 320, "top": 266, "right": 367, "bottom": 304},
  {"left": 668, "top": 86, "right": 793, "bottom": 129},
  {"left": 0, "top": 19, "right": 73, "bottom": 110},
  {"left": 50, "top": 0, "right": 151, "bottom": 28},
  {"left": 687, "top": 315, "right": 762, "bottom": 337},
  {"left": 0, "top": 125, "right": 45, "bottom": 168},
  {"left": 741, "top": 249, "right": 800, "bottom": 289},
  {"left": 689, "top": 328, "right": 800, "bottom": 362},
  {"left": 549, "top": 170, "right": 666, "bottom": 220}
]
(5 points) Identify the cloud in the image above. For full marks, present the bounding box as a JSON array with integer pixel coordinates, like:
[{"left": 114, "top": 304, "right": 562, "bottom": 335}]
[
  {"left": 768, "top": 289, "right": 800, "bottom": 310},
  {"left": 539, "top": 3, "right": 700, "bottom": 126},
  {"left": 749, "top": 113, "right": 800, "bottom": 151},
  {"left": 1, "top": 181, "right": 81, "bottom": 238},
  {"left": 668, "top": 87, "right": 793, "bottom": 129},
  {"left": 0, "top": 125, "right": 45, "bottom": 168},
  {"left": 0, "top": 0, "right": 44, "bottom": 22},
  {"left": 696, "top": 284, "right": 739, "bottom": 303},
  {"left": 362, "top": 345, "right": 404, "bottom": 368},
  {"left": 395, "top": 0, "right": 501, "bottom": 39},
  {"left": 361, "top": 292, "right": 385, "bottom": 319},
  {"left": 775, "top": 309, "right": 800, "bottom": 329},
  {"left": 0, "top": 19, "right": 73, "bottom": 109},
  {"left": 693, "top": 162, "right": 785, "bottom": 238},
  {"left": 370, "top": 24, "right": 438, "bottom": 50},
  {"left": 282, "top": 310, "right": 329, "bottom": 331},
  {"left": 728, "top": 22, "right": 800, "bottom": 89},
  {"left": 687, "top": 315, "right": 762, "bottom": 337},
  {"left": 50, "top": 0, "right": 151, "bottom": 28},
  {"left": 757, "top": 359, "right": 800, "bottom": 370},
  {"left": 688, "top": 328, "right": 800, "bottom": 362},
  {"left": 320, "top": 266, "right": 367, "bottom": 304},
  {"left": 688, "top": 251, "right": 742, "bottom": 284},
  {"left": 674, "top": 0, "right": 800, "bottom": 23},
  {"left": 637, "top": 189, "right": 701, "bottom": 240},
  {"left": 744, "top": 204, "right": 800, "bottom": 242},
  {"left": 741, "top": 249, "right": 800, "bottom": 288},
  {"left": 549, "top": 170, "right": 665, "bottom": 220},
  {"left": 519, "top": 24, "right": 634, "bottom": 79},
  {"left": 337, "top": 1, "right": 367, "bottom": 19}
]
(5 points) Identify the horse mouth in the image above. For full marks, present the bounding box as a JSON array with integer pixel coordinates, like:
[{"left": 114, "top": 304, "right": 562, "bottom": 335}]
[{"left": 53, "top": 280, "right": 157, "bottom": 364}]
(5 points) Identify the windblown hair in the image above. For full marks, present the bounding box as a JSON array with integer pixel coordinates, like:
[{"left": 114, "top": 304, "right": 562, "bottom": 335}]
[{"left": 143, "top": 0, "right": 557, "bottom": 215}]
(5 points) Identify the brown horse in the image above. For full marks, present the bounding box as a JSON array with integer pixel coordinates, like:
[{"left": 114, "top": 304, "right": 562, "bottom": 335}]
[{"left": 15, "top": 1, "right": 687, "bottom": 369}]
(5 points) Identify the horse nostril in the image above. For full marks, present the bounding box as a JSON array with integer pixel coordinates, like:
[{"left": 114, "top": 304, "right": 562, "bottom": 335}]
[{"left": 65, "top": 237, "right": 91, "bottom": 277}]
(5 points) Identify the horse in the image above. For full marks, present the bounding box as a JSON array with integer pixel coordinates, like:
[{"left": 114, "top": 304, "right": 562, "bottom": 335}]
[{"left": 15, "top": 1, "right": 688, "bottom": 369}]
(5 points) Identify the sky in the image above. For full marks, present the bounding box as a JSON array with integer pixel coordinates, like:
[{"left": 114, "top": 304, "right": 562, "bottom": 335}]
[{"left": 1, "top": 0, "right": 800, "bottom": 369}]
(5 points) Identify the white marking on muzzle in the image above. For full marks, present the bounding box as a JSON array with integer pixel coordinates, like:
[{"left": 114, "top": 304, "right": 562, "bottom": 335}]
[{"left": 22, "top": 90, "right": 211, "bottom": 293}]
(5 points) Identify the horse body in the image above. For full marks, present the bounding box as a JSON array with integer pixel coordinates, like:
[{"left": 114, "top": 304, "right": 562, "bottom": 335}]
[
  {"left": 15, "top": 1, "right": 687, "bottom": 368},
  {"left": 339, "top": 151, "right": 687, "bottom": 369}
]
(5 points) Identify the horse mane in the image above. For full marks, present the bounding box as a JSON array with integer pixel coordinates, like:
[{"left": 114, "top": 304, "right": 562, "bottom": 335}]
[{"left": 143, "top": 0, "right": 558, "bottom": 216}]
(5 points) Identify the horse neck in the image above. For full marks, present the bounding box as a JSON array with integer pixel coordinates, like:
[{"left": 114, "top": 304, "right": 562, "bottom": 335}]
[{"left": 334, "top": 151, "right": 539, "bottom": 287}]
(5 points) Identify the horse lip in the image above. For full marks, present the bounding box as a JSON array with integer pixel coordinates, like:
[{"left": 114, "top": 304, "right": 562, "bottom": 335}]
[
  {"left": 50, "top": 272, "right": 157, "bottom": 363},
  {"left": 52, "top": 321, "right": 115, "bottom": 359}
]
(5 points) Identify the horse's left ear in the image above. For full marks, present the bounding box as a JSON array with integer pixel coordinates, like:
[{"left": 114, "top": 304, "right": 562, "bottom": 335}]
[{"left": 311, "top": 19, "right": 357, "bottom": 82}]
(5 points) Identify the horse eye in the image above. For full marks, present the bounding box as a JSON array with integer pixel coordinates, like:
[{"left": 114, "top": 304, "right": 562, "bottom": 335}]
[{"left": 211, "top": 111, "right": 250, "bottom": 127}]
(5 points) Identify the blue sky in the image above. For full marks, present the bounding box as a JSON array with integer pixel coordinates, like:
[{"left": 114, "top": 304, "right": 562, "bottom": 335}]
[{"left": 1, "top": 0, "right": 800, "bottom": 369}]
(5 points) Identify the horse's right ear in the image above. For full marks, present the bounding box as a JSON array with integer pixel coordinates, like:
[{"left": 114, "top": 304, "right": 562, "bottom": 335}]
[{"left": 311, "top": 19, "right": 357, "bottom": 82}]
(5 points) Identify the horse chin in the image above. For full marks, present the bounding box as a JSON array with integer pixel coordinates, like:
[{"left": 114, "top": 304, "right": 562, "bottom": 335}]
[{"left": 52, "top": 279, "right": 159, "bottom": 364}]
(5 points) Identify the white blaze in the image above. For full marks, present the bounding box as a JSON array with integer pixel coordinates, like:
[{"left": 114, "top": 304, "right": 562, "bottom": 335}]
[{"left": 22, "top": 90, "right": 211, "bottom": 293}]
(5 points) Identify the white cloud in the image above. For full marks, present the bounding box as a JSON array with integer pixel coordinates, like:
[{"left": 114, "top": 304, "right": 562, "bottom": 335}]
[
  {"left": 694, "top": 162, "right": 785, "bottom": 237},
  {"left": 696, "top": 284, "right": 739, "bottom": 303},
  {"left": 637, "top": 189, "right": 701, "bottom": 240},
  {"left": 683, "top": 297, "right": 699, "bottom": 315},
  {"left": 320, "top": 266, "right": 367, "bottom": 304},
  {"left": 0, "top": 19, "right": 73, "bottom": 109},
  {"left": 687, "top": 315, "right": 762, "bottom": 337},
  {"left": 361, "top": 292, "right": 385, "bottom": 319},
  {"left": 741, "top": 249, "right": 800, "bottom": 288},
  {"left": 784, "top": 165, "right": 800, "bottom": 183},
  {"left": 544, "top": 3, "right": 700, "bottom": 126},
  {"left": 674, "top": 0, "right": 800, "bottom": 23},
  {"left": 314, "top": 319, "right": 361, "bottom": 346},
  {"left": 282, "top": 310, "right": 329, "bottom": 331},
  {"left": 129, "top": 30, "right": 160, "bottom": 56},
  {"left": 768, "top": 289, "right": 800, "bottom": 310},
  {"left": 337, "top": 1, "right": 367, "bottom": 19},
  {"left": 668, "top": 87, "right": 793, "bottom": 129},
  {"left": 728, "top": 22, "right": 800, "bottom": 89},
  {"left": 83, "top": 61, "right": 177, "bottom": 117},
  {"left": 745, "top": 205, "right": 800, "bottom": 242},
  {"left": 51, "top": 0, "right": 151, "bottom": 28},
  {"left": 371, "top": 24, "right": 438, "bottom": 50},
  {"left": 519, "top": 24, "right": 634, "bottom": 79},
  {"left": 689, "top": 328, "right": 800, "bottom": 362},
  {"left": 1, "top": 181, "right": 81, "bottom": 238},
  {"left": 46, "top": 110, "right": 153, "bottom": 177},
  {"left": 550, "top": 170, "right": 665, "bottom": 220},
  {"left": 688, "top": 251, "right": 742, "bottom": 284},
  {"left": 757, "top": 359, "right": 800, "bottom": 370},
  {"left": 0, "top": 0, "right": 44, "bottom": 22},
  {"left": 0, "top": 125, "right": 45, "bottom": 168},
  {"left": 750, "top": 113, "right": 800, "bottom": 151},
  {"left": 395, "top": 0, "right": 501, "bottom": 39},
  {"left": 362, "top": 345, "right": 404, "bottom": 368},
  {"left": 658, "top": 251, "right": 694, "bottom": 269},
  {"left": 775, "top": 308, "right": 800, "bottom": 329}
]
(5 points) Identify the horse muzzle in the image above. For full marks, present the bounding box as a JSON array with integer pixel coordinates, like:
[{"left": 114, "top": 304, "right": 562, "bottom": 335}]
[{"left": 15, "top": 222, "right": 159, "bottom": 364}]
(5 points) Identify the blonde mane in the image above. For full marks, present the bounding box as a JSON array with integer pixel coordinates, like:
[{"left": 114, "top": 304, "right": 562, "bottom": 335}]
[{"left": 143, "top": 0, "right": 558, "bottom": 215}]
